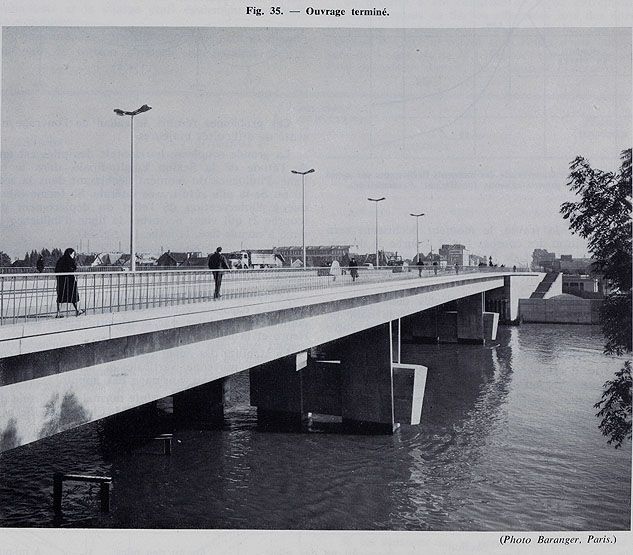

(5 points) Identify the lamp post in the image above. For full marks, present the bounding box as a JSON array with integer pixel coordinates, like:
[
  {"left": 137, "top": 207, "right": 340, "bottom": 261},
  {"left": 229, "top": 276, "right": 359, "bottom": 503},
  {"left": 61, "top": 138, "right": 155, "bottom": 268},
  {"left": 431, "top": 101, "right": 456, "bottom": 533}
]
[
  {"left": 410, "top": 212, "right": 425, "bottom": 263},
  {"left": 368, "top": 197, "right": 386, "bottom": 267},
  {"left": 114, "top": 104, "right": 152, "bottom": 272},
  {"left": 291, "top": 168, "right": 315, "bottom": 268}
]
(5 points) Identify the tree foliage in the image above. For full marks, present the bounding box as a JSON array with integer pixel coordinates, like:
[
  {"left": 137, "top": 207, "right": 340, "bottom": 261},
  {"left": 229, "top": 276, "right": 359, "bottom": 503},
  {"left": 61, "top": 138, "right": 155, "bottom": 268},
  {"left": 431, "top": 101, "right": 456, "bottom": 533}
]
[
  {"left": 561, "top": 148, "right": 632, "bottom": 448},
  {"left": 595, "top": 361, "right": 632, "bottom": 448}
]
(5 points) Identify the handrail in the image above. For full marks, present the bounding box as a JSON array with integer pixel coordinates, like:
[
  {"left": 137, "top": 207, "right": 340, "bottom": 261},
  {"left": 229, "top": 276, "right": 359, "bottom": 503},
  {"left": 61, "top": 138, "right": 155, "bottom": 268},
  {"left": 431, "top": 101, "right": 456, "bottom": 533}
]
[{"left": 0, "top": 266, "right": 513, "bottom": 326}]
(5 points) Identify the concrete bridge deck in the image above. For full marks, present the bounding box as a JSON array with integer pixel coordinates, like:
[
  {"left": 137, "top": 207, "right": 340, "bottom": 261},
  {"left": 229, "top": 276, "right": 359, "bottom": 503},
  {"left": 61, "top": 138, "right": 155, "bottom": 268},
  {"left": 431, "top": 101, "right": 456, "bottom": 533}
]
[{"left": 0, "top": 271, "right": 543, "bottom": 451}]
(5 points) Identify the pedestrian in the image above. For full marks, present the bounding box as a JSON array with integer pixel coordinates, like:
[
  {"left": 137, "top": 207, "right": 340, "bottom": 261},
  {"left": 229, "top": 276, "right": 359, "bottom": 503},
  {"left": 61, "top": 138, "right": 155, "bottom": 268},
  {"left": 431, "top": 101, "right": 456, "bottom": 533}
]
[
  {"left": 433, "top": 261, "right": 438, "bottom": 275},
  {"left": 329, "top": 259, "right": 341, "bottom": 282},
  {"left": 36, "top": 255, "right": 44, "bottom": 273},
  {"left": 349, "top": 257, "right": 359, "bottom": 282},
  {"left": 513, "top": 265, "right": 517, "bottom": 272},
  {"left": 417, "top": 257, "right": 424, "bottom": 277},
  {"left": 455, "top": 263, "right": 459, "bottom": 274},
  {"left": 208, "top": 246, "right": 229, "bottom": 299},
  {"left": 55, "top": 248, "right": 83, "bottom": 317}
]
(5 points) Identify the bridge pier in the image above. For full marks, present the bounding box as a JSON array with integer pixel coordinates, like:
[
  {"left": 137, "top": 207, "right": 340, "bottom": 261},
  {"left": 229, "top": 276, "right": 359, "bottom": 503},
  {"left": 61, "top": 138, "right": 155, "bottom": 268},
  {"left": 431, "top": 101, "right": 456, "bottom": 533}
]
[
  {"left": 172, "top": 378, "right": 228, "bottom": 425},
  {"left": 249, "top": 321, "right": 427, "bottom": 434},
  {"left": 403, "top": 293, "right": 491, "bottom": 344},
  {"left": 455, "top": 293, "right": 485, "bottom": 344},
  {"left": 338, "top": 323, "right": 397, "bottom": 433},
  {"left": 249, "top": 354, "right": 305, "bottom": 431}
]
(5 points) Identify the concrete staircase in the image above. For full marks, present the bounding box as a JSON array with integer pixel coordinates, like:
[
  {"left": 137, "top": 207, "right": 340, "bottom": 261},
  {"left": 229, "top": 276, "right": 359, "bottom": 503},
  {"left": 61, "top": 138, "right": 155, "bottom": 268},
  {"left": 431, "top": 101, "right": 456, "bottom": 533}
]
[{"left": 530, "top": 272, "right": 560, "bottom": 299}]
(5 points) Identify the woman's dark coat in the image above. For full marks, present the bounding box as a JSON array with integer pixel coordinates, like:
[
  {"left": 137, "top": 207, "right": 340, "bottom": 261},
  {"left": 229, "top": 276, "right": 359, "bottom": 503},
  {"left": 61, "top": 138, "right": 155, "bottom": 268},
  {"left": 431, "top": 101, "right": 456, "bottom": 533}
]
[{"left": 55, "top": 250, "right": 79, "bottom": 304}]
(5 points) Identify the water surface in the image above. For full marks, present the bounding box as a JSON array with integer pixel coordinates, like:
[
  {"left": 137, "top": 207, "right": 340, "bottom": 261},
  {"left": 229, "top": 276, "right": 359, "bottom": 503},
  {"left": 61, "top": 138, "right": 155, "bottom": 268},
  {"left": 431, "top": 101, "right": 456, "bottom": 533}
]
[{"left": 0, "top": 324, "right": 630, "bottom": 530}]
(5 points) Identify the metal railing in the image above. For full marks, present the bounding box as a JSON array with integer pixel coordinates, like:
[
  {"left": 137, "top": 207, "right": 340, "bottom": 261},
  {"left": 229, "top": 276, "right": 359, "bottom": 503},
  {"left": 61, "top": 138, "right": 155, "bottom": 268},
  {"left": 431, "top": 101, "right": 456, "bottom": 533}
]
[
  {"left": 0, "top": 265, "right": 506, "bottom": 326},
  {"left": 0, "top": 266, "right": 124, "bottom": 274}
]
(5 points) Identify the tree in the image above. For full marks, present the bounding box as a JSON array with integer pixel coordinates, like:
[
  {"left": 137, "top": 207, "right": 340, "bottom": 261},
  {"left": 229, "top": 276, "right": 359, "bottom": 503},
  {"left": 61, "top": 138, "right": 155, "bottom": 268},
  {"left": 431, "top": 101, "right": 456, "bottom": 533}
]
[
  {"left": 561, "top": 148, "right": 632, "bottom": 448},
  {"left": 0, "top": 252, "right": 11, "bottom": 267}
]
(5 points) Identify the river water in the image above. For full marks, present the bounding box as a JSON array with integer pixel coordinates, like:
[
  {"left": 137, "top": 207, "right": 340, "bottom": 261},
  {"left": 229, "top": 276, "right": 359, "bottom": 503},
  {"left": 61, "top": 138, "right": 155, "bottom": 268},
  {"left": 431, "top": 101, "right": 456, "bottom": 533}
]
[{"left": 0, "top": 324, "right": 630, "bottom": 530}]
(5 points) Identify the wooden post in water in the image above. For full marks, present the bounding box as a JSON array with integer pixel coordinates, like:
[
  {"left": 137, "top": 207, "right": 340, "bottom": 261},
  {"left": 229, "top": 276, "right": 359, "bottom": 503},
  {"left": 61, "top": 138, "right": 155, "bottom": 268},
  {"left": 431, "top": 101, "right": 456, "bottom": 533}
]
[
  {"left": 53, "top": 473, "right": 63, "bottom": 516},
  {"left": 52, "top": 473, "right": 112, "bottom": 516}
]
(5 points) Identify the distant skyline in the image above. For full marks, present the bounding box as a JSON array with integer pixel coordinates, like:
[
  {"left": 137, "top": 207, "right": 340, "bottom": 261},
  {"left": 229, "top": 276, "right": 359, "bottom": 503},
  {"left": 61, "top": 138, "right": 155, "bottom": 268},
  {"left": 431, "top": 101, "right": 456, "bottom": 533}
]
[{"left": 1, "top": 27, "right": 630, "bottom": 265}]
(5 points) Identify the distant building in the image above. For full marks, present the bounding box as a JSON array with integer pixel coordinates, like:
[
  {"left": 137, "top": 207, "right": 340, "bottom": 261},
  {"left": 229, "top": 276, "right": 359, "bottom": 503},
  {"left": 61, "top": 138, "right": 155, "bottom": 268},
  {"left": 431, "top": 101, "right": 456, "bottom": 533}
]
[
  {"left": 532, "top": 248, "right": 556, "bottom": 270},
  {"left": 181, "top": 255, "right": 210, "bottom": 268},
  {"left": 562, "top": 275, "right": 602, "bottom": 298},
  {"left": 156, "top": 251, "right": 192, "bottom": 267},
  {"left": 76, "top": 253, "right": 97, "bottom": 266},
  {"left": 555, "top": 256, "right": 594, "bottom": 274},
  {"left": 531, "top": 249, "right": 594, "bottom": 275},
  {"left": 469, "top": 253, "right": 487, "bottom": 267},
  {"left": 438, "top": 244, "right": 470, "bottom": 266},
  {"left": 91, "top": 252, "right": 125, "bottom": 267},
  {"left": 273, "top": 245, "right": 351, "bottom": 267}
]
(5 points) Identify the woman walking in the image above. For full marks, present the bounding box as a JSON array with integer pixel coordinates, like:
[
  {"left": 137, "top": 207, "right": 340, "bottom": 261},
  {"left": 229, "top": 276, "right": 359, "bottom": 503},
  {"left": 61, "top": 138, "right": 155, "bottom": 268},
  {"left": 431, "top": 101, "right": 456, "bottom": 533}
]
[{"left": 55, "top": 248, "right": 83, "bottom": 317}]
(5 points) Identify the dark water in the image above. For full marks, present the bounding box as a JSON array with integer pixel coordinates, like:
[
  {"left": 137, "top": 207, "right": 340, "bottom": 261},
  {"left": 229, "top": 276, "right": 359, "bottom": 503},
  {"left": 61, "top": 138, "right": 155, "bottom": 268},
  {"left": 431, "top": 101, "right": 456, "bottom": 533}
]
[{"left": 0, "top": 324, "right": 630, "bottom": 530}]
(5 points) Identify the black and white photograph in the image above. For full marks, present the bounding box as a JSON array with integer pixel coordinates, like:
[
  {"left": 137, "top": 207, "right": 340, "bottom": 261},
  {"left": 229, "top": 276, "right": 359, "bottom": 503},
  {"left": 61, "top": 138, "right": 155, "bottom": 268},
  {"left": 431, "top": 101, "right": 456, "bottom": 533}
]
[{"left": 0, "top": 1, "right": 631, "bottom": 553}]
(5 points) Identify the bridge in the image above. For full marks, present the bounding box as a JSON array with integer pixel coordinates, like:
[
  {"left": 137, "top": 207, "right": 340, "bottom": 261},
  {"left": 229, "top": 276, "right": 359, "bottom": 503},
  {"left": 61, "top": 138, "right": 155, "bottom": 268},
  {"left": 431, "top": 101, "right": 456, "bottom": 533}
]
[{"left": 0, "top": 267, "right": 546, "bottom": 452}]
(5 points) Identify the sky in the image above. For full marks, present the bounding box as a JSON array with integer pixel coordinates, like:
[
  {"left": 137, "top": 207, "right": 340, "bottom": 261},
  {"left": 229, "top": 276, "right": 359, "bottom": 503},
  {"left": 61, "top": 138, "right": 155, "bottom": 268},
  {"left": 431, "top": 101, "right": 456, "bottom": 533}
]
[{"left": 1, "top": 26, "right": 630, "bottom": 265}]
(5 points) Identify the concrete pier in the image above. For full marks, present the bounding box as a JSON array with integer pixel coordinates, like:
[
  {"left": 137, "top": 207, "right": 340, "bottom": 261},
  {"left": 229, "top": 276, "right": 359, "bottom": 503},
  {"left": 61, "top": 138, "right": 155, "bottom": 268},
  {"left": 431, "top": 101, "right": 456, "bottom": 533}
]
[
  {"left": 456, "top": 293, "right": 485, "bottom": 344},
  {"left": 172, "top": 378, "right": 228, "bottom": 424},
  {"left": 403, "top": 293, "right": 492, "bottom": 345},
  {"left": 249, "top": 355, "right": 304, "bottom": 430},
  {"left": 249, "top": 321, "right": 428, "bottom": 434},
  {"left": 338, "top": 323, "right": 396, "bottom": 433}
]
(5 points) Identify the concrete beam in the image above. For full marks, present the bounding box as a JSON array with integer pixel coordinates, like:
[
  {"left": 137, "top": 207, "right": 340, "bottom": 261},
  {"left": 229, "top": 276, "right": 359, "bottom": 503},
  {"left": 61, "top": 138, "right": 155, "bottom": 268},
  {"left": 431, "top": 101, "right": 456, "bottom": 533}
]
[{"left": 0, "top": 273, "right": 509, "bottom": 359}]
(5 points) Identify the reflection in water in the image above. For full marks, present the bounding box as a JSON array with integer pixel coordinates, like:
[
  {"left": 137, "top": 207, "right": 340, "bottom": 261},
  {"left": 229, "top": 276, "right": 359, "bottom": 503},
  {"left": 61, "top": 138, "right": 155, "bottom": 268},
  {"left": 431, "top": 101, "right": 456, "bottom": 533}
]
[
  {"left": 0, "top": 325, "right": 630, "bottom": 530},
  {"left": 395, "top": 331, "right": 515, "bottom": 530}
]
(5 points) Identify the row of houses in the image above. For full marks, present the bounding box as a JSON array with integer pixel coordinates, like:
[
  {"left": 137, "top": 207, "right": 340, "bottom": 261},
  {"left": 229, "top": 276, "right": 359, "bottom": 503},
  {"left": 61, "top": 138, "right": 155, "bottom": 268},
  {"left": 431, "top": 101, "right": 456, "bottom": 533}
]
[
  {"left": 78, "top": 243, "right": 488, "bottom": 269},
  {"left": 81, "top": 247, "right": 355, "bottom": 269}
]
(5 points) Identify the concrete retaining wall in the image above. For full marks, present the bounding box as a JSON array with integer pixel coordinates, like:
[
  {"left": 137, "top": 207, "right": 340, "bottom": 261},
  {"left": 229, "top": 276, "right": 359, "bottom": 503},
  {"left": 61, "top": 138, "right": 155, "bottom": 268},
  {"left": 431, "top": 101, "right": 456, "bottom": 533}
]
[
  {"left": 519, "top": 297, "right": 602, "bottom": 324},
  {"left": 504, "top": 274, "right": 544, "bottom": 321}
]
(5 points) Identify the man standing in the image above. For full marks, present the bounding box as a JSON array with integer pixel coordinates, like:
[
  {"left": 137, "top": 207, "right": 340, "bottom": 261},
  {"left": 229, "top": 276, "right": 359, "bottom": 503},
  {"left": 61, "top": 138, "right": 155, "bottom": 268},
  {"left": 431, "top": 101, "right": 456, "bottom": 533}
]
[
  {"left": 417, "top": 257, "right": 424, "bottom": 277},
  {"left": 349, "top": 257, "right": 359, "bottom": 282},
  {"left": 208, "top": 247, "right": 229, "bottom": 299}
]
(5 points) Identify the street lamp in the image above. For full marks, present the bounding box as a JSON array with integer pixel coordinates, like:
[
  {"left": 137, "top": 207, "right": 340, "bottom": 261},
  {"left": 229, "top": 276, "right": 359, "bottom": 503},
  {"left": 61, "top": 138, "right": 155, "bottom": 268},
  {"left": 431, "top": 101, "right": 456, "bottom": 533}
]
[
  {"left": 114, "top": 104, "right": 152, "bottom": 271},
  {"left": 368, "top": 197, "right": 386, "bottom": 267},
  {"left": 410, "top": 212, "right": 425, "bottom": 263},
  {"left": 291, "top": 168, "right": 315, "bottom": 268}
]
